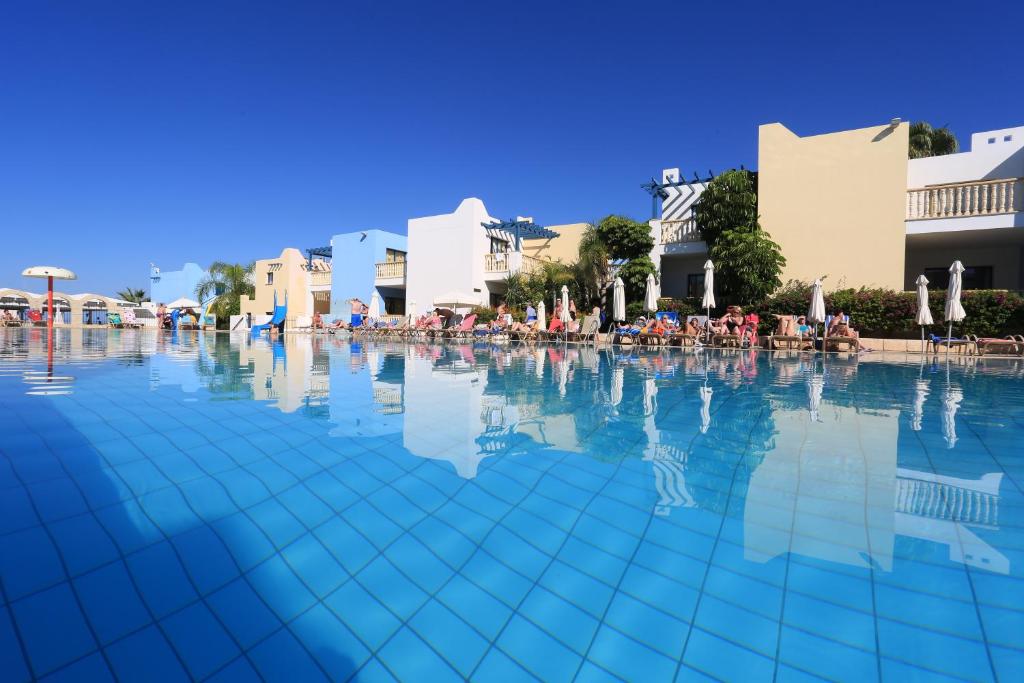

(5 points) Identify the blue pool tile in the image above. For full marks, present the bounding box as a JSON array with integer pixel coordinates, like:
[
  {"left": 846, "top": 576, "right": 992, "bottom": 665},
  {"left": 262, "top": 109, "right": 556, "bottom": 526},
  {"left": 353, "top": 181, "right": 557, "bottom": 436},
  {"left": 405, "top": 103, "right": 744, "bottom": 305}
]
[
  {"left": 990, "top": 644, "right": 1024, "bottom": 683},
  {"left": 291, "top": 603, "right": 370, "bottom": 677},
  {"left": 682, "top": 627, "right": 775, "bottom": 682},
  {"left": 384, "top": 534, "right": 453, "bottom": 593},
  {"left": 605, "top": 590, "right": 689, "bottom": 659},
  {"left": 356, "top": 556, "right": 429, "bottom": 620},
  {"left": 518, "top": 585, "right": 599, "bottom": 655},
  {"left": 432, "top": 500, "right": 494, "bottom": 543},
  {"left": 10, "top": 583, "right": 97, "bottom": 677},
  {"left": 177, "top": 477, "right": 239, "bottom": 521},
  {"left": 342, "top": 500, "right": 404, "bottom": 550},
  {"left": 212, "top": 468, "right": 271, "bottom": 509},
  {"left": 69, "top": 468, "right": 132, "bottom": 509},
  {"left": 205, "top": 656, "right": 261, "bottom": 683},
  {"left": 94, "top": 499, "right": 163, "bottom": 554},
  {"left": 49, "top": 513, "right": 120, "bottom": 577},
  {"left": 977, "top": 603, "right": 1024, "bottom": 650},
  {"left": 497, "top": 615, "right": 583, "bottom": 682},
  {"left": 501, "top": 507, "right": 566, "bottom": 556},
  {"left": 588, "top": 623, "right": 678, "bottom": 682},
  {"left": 435, "top": 574, "right": 513, "bottom": 641},
  {"left": 249, "top": 628, "right": 329, "bottom": 683},
  {"left": 39, "top": 651, "right": 113, "bottom": 682},
  {"left": 877, "top": 618, "right": 991, "bottom": 681},
  {"left": 410, "top": 516, "right": 476, "bottom": 568},
  {"left": 155, "top": 449, "right": 216, "bottom": 482},
  {"left": 246, "top": 555, "right": 317, "bottom": 622},
  {"left": 482, "top": 525, "right": 552, "bottom": 580},
  {"left": 171, "top": 524, "right": 242, "bottom": 594},
  {"left": 379, "top": 627, "right": 463, "bottom": 682},
  {"left": 304, "top": 471, "right": 359, "bottom": 512},
  {"left": 0, "top": 607, "right": 31, "bottom": 683},
  {"left": 0, "top": 526, "right": 67, "bottom": 600},
  {"left": 161, "top": 601, "right": 240, "bottom": 680},
  {"left": 247, "top": 498, "right": 306, "bottom": 548},
  {"left": 410, "top": 599, "right": 490, "bottom": 676},
  {"left": 460, "top": 550, "right": 534, "bottom": 609},
  {"left": 137, "top": 487, "right": 201, "bottom": 536},
  {"left": 125, "top": 541, "right": 198, "bottom": 618},
  {"left": 243, "top": 459, "right": 298, "bottom": 495},
  {"left": 278, "top": 484, "right": 335, "bottom": 528},
  {"left": 782, "top": 592, "right": 876, "bottom": 652},
  {"left": 575, "top": 660, "right": 625, "bottom": 683},
  {"left": 538, "top": 559, "right": 615, "bottom": 619},
  {"left": 471, "top": 647, "right": 536, "bottom": 682},
  {"left": 324, "top": 579, "right": 402, "bottom": 650},
  {"left": 105, "top": 625, "right": 189, "bottom": 682},
  {"left": 557, "top": 536, "right": 628, "bottom": 586},
  {"left": 355, "top": 656, "right": 400, "bottom": 682},
  {"left": 313, "top": 516, "right": 378, "bottom": 574},
  {"left": 74, "top": 561, "right": 151, "bottom": 645},
  {"left": 281, "top": 532, "right": 347, "bottom": 598},
  {"left": 368, "top": 486, "right": 428, "bottom": 529},
  {"left": 0, "top": 486, "right": 40, "bottom": 535},
  {"left": 26, "top": 478, "right": 89, "bottom": 522},
  {"left": 207, "top": 578, "right": 281, "bottom": 648},
  {"left": 390, "top": 472, "right": 447, "bottom": 512},
  {"left": 113, "top": 459, "right": 173, "bottom": 497},
  {"left": 210, "top": 511, "right": 275, "bottom": 571},
  {"left": 618, "top": 563, "right": 698, "bottom": 623},
  {"left": 779, "top": 625, "right": 879, "bottom": 682}
]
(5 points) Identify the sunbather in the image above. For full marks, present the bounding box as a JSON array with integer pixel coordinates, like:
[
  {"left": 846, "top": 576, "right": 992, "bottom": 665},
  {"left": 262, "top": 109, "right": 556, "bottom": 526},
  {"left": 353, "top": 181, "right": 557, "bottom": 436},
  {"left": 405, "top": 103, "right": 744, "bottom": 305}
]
[
  {"left": 773, "top": 314, "right": 797, "bottom": 336},
  {"left": 312, "top": 312, "right": 324, "bottom": 329}
]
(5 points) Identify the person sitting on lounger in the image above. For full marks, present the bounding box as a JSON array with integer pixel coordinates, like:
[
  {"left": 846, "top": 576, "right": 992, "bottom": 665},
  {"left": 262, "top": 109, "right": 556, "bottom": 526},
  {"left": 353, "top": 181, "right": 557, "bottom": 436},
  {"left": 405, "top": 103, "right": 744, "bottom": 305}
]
[
  {"left": 312, "top": 312, "right": 324, "bottom": 329},
  {"left": 549, "top": 302, "right": 565, "bottom": 333},
  {"left": 773, "top": 314, "right": 797, "bottom": 336},
  {"left": 525, "top": 304, "right": 537, "bottom": 325},
  {"left": 828, "top": 310, "right": 854, "bottom": 337},
  {"left": 684, "top": 317, "right": 701, "bottom": 336},
  {"left": 796, "top": 316, "right": 812, "bottom": 336}
]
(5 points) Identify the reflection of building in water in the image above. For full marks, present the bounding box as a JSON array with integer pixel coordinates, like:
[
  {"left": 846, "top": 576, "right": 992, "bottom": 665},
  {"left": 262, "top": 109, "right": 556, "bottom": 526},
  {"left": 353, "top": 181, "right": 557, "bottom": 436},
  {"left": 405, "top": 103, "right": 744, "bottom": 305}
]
[
  {"left": 237, "top": 336, "right": 329, "bottom": 413},
  {"left": 328, "top": 344, "right": 404, "bottom": 439},
  {"left": 743, "top": 400, "right": 1008, "bottom": 574}
]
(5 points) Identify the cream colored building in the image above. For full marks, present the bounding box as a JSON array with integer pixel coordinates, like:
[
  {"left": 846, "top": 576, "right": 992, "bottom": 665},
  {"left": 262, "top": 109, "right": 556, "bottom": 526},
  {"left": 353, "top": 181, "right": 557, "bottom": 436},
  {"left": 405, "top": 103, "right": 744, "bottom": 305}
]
[
  {"left": 522, "top": 222, "right": 587, "bottom": 264},
  {"left": 652, "top": 119, "right": 1024, "bottom": 297},
  {"left": 239, "top": 247, "right": 331, "bottom": 327},
  {"left": 0, "top": 287, "right": 140, "bottom": 326}
]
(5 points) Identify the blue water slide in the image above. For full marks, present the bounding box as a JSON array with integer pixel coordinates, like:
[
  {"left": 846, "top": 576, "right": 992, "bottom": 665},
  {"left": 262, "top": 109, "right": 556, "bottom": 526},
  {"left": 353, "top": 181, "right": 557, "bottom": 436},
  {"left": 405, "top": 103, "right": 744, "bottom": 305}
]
[
  {"left": 170, "top": 309, "right": 181, "bottom": 329},
  {"left": 251, "top": 292, "right": 287, "bottom": 337}
]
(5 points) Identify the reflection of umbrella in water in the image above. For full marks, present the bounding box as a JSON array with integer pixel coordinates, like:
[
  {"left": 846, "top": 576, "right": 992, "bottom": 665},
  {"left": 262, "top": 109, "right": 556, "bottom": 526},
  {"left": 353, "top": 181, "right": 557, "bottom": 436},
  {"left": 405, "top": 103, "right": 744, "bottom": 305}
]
[
  {"left": 699, "top": 384, "right": 713, "bottom": 433},
  {"left": 643, "top": 377, "right": 657, "bottom": 417},
  {"left": 912, "top": 378, "right": 929, "bottom": 431},
  {"left": 534, "top": 347, "right": 545, "bottom": 380},
  {"left": 558, "top": 360, "right": 569, "bottom": 396},
  {"left": 942, "top": 385, "right": 963, "bottom": 449},
  {"left": 807, "top": 373, "right": 824, "bottom": 422},
  {"left": 611, "top": 366, "right": 624, "bottom": 406}
]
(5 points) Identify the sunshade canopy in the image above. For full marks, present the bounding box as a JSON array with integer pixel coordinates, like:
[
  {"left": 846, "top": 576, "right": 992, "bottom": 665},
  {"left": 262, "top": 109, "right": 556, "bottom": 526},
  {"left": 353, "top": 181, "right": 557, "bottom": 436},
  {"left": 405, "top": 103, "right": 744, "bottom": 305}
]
[{"left": 22, "top": 266, "right": 77, "bottom": 280}]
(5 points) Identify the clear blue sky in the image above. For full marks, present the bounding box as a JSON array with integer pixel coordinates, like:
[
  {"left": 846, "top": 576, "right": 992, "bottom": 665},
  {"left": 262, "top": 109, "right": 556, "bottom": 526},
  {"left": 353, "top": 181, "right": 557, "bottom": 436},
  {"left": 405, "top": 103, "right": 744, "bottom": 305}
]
[{"left": 2, "top": 0, "right": 1021, "bottom": 295}]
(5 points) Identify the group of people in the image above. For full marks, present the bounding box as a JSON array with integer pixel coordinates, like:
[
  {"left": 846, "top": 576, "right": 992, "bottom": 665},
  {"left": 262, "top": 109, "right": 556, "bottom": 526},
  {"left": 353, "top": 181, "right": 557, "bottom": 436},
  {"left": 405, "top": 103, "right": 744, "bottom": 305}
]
[{"left": 155, "top": 303, "right": 200, "bottom": 329}]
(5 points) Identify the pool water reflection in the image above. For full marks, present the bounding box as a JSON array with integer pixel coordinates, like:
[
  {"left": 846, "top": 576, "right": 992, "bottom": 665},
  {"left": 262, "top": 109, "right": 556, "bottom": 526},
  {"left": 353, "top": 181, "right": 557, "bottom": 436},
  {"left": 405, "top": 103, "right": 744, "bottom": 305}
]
[{"left": 0, "top": 329, "right": 1021, "bottom": 681}]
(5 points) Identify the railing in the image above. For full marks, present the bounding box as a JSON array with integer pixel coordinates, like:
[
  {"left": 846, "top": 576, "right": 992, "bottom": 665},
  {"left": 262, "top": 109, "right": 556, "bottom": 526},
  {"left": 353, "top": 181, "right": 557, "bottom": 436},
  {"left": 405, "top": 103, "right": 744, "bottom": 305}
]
[
  {"left": 661, "top": 217, "right": 701, "bottom": 244},
  {"left": 907, "top": 177, "right": 1021, "bottom": 220},
  {"left": 308, "top": 270, "right": 332, "bottom": 287},
  {"left": 375, "top": 261, "right": 406, "bottom": 279},
  {"left": 895, "top": 476, "right": 998, "bottom": 526},
  {"left": 484, "top": 253, "right": 544, "bottom": 274}
]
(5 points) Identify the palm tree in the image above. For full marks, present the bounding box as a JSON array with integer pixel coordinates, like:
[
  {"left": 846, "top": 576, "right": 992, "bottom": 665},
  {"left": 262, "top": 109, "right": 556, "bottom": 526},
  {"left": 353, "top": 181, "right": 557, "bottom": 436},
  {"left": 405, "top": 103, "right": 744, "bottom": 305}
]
[
  {"left": 116, "top": 287, "right": 148, "bottom": 303},
  {"left": 909, "top": 121, "right": 959, "bottom": 159},
  {"left": 573, "top": 224, "right": 610, "bottom": 308},
  {"left": 195, "top": 261, "right": 255, "bottom": 328}
]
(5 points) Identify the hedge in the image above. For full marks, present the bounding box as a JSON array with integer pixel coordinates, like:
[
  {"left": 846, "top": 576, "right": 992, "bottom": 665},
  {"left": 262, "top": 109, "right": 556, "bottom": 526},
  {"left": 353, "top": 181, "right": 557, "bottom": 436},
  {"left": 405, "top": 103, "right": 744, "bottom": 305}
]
[{"left": 657, "top": 284, "right": 1024, "bottom": 338}]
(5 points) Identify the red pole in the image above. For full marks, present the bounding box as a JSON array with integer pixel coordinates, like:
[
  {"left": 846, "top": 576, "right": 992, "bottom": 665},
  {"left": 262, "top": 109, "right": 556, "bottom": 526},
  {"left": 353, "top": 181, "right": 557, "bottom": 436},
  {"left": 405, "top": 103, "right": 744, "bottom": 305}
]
[{"left": 47, "top": 275, "right": 54, "bottom": 332}]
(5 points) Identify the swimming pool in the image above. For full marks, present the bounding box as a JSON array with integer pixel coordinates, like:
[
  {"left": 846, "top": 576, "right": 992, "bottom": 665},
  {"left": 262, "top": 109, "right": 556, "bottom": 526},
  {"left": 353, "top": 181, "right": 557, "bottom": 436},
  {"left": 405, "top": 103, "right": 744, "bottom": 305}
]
[{"left": 0, "top": 329, "right": 1021, "bottom": 681}]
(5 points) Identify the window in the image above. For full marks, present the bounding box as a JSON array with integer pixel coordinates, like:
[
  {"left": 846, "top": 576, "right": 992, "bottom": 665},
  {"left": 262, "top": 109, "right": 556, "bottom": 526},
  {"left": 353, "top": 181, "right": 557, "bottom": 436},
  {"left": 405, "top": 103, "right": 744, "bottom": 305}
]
[
  {"left": 923, "top": 265, "right": 993, "bottom": 290},
  {"left": 489, "top": 237, "right": 509, "bottom": 254},
  {"left": 266, "top": 272, "right": 274, "bottom": 285},
  {"left": 687, "top": 273, "right": 705, "bottom": 299},
  {"left": 385, "top": 249, "right": 406, "bottom": 263},
  {"left": 988, "top": 137, "right": 996, "bottom": 144},
  {"left": 1005, "top": 135, "right": 1013, "bottom": 142},
  {"left": 384, "top": 297, "right": 405, "bottom": 315}
]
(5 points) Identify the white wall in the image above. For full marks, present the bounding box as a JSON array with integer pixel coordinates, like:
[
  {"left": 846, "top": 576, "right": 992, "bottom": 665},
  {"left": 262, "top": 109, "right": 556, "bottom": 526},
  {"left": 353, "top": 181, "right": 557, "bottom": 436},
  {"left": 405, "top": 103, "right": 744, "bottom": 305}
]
[
  {"left": 406, "top": 198, "right": 497, "bottom": 314},
  {"left": 908, "top": 126, "right": 1024, "bottom": 187}
]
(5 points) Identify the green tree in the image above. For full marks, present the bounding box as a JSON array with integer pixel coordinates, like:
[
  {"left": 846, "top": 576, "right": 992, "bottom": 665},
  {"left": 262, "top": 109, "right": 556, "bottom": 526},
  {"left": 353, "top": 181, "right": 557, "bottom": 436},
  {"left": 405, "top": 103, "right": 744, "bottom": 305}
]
[
  {"left": 572, "top": 224, "right": 610, "bottom": 308},
  {"left": 195, "top": 261, "right": 255, "bottom": 328},
  {"left": 709, "top": 229, "right": 785, "bottom": 304},
  {"left": 116, "top": 287, "right": 148, "bottom": 303},
  {"left": 694, "top": 169, "right": 758, "bottom": 247},
  {"left": 909, "top": 121, "right": 959, "bottom": 159},
  {"left": 617, "top": 255, "right": 658, "bottom": 302},
  {"left": 594, "top": 215, "right": 654, "bottom": 260}
]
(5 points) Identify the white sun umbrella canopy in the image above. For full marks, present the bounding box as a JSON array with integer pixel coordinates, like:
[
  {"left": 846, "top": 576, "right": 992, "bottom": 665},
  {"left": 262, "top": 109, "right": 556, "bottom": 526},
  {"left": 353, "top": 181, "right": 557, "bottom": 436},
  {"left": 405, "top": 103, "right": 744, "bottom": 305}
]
[
  {"left": 644, "top": 273, "right": 658, "bottom": 313},
  {"left": 560, "top": 285, "right": 570, "bottom": 323},
  {"left": 433, "top": 291, "right": 476, "bottom": 312},
  {"left": 613, "top": 277, "right": 626, "bottom": 322},
  {"left": 807, "top": 278, "right": 826, "bottom": 345},
  {"left": 915, "top": 274, "right": 934, "bottom": 353},
  {"left": 944, "top": 261, "right": 967, "bottom": 353},
  {"left": 536, "top": 300, "right": 547, "bottom": 331},
  {"left": 166, "top": 297, "right": 201, "bottom": 309},
  {"left": 702, "top": 260, "right": 716, "bottom": 310},
  {"left": 368, "top": 291, "right": 381, "bottom": 319}
]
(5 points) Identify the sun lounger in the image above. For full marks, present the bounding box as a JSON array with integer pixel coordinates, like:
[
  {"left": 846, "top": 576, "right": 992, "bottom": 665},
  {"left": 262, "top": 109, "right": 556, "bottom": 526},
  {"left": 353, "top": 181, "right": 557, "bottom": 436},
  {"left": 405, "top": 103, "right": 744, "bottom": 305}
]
[
  {"left": 567, "top": 315, "right": 600, "bottom": 344},
  {"left": 929, "top": 334, "right": 973, "bottom": 355},
  {"left": 823, "top": 315, "right": 859, "bottom": 352},
  {"left": 966, "top": 334, "right": 1024, "bottom": 356},
  {"left": 444, "top": 314, "right": 476, "bottom": 339},
  {"left": 768, "top": 315, "right": 807, "bottom": 349},
  {"left": 108, "top": 313, "right": 125, "bottom": 329}
]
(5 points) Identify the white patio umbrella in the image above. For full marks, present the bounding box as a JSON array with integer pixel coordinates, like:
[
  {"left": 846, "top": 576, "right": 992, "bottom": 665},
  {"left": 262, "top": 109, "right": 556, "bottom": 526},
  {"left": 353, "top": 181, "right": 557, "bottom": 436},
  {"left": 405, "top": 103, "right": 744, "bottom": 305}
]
[
  {"left": 613, "top": 277, "right": 626, "bottom": 322},
  {"left": 536, "top": 300, "right": 547, "bottom": 331},
  {"left": 433, "top": 291, "right": 476, "bottom": 312},
  {"left": 368, "top": 291, "right": 381, "bottom": 319},
  {"left": 644, "top": 273, "right": 658, "bottom": 314},
  {"left": 560, "top": 285, "right": 570, "bottom": 323},
  {"left": 611, "top": 365, "right": 624, "bottom": 407},
  {"left": 166, "top": 297, "right": 201, "bottom": 309},
  {"left": 807, "top": 373, "right": 824, "bottom": 422},
  {"left": 702, "top": 260, "right": 716, "bottom": 341},
  {"left": 944, "top": 261, "right": 967, "bottom": 358},
  {"left": 915, "top": 274, "right": 934, "bottom": 355},
  {"left": 407, "top": 299, "right": 416, "bottom": 324},
  {"left": 941, "top": 385, "right": 963, "bottom": 448},
  {"left": 807, "top": 278, "right": 826, "bottom": 348},
  {"left": 699, "top": 384, "right": 713, "bottom": 434}
]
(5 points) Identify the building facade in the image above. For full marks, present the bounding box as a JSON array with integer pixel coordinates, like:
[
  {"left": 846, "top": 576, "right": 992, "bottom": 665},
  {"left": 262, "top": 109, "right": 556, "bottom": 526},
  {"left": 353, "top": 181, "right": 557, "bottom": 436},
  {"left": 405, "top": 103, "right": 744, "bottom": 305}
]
[
  {"left": 329, "top": 229, "right": 408, "bottom": 318},
  {"left": 149, "top": 262, "right": 210, "bottom": 306},
  {"left": 239, "top": 248, "right": 331, "bottom": 326}
]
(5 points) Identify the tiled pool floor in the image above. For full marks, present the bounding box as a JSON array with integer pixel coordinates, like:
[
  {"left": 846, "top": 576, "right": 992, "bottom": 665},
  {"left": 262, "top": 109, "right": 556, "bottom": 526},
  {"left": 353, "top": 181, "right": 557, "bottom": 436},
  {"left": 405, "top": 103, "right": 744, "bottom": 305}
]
[{"left": 0, "top": 330, "right": 1021, "bottom": 681}]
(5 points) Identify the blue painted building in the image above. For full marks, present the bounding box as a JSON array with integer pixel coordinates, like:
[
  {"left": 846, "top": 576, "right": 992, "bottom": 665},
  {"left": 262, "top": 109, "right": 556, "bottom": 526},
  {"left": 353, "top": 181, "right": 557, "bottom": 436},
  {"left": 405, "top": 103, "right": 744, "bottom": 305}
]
[
  {"left": 329, "top": 229, "right": 408, "bottom": 316},
  {"left": 149, "top": 262, "right": 210, "bottom": 305}
]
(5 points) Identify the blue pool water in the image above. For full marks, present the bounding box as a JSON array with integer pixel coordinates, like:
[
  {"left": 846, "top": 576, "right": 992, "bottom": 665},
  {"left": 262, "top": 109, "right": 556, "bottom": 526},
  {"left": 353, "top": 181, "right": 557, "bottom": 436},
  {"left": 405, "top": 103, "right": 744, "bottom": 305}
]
[{"left": 0, "top": 329, "right": 1021, "bottom": 682}]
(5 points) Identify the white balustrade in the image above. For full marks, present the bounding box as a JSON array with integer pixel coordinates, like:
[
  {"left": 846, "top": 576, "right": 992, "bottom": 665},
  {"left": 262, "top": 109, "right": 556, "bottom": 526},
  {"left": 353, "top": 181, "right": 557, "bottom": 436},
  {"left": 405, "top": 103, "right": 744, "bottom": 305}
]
[
  {"left": 907, "top": 177, "right": 1021, "bottom": 220},
  {"left": 660, "top": 217, "right": 701, "bottom": 244},
  {"left": 374, "top": 261, "right": 406, "bottom": 279}
]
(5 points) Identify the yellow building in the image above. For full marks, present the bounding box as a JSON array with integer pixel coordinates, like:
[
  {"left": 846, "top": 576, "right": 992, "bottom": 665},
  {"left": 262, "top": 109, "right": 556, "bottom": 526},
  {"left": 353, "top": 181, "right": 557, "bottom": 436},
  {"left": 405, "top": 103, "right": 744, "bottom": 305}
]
[
  {"left": 758, "top": 120, "right": 909, "bottom": 290},
  {"left": 239, "top": 248, "right": 331, "bottom": 327},
  {"left": 522, "top": 222, "right": 588, "bottom": 264}
]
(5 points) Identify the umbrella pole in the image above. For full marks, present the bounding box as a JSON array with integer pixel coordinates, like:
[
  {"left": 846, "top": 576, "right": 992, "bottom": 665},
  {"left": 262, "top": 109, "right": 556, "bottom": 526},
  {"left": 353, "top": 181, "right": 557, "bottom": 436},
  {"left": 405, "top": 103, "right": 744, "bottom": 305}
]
[
  {"left": 920, "top": 326, "right": 925, "bottom": 356},
  {"left": 946, "top": 322, "right": 952, "bottom": 359},
  {"left": 47, "top": 275, "right": 54, "bottom": 333}
]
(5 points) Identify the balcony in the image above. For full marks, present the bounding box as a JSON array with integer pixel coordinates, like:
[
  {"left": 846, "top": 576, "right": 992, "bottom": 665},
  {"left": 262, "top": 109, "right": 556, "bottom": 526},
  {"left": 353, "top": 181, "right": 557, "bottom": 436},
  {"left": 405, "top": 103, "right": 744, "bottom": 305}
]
[
  {"left": 907, "top": 177, "right": 1021, "bottom": 220},
  {"left": 374, "top": 260, "right": 407, "bottom": 285},
  {"left": 484, "top": 252, "right": 544, "bottom": 276},
  {"left": 308, "top": 270, "right": 332, "bottom": 289},
  {"left": 661, "top": 217, "right": 702, "bottom": 245}
]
